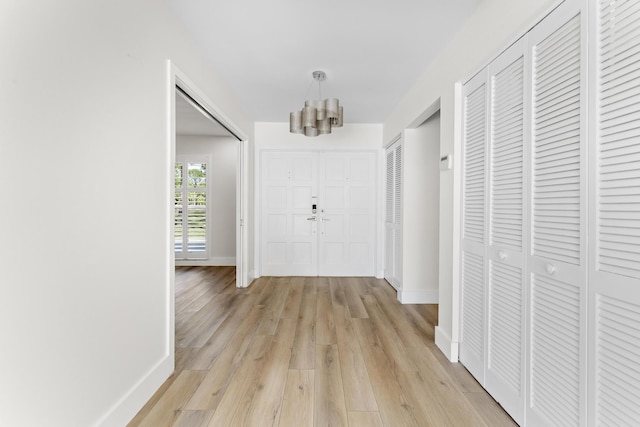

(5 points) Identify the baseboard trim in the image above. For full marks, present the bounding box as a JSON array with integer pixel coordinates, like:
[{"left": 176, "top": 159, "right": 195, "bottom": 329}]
[
  {"left": 435, "top": 326, "right": 459, "bottom": 363},
  {"left": 397, "top": 289, "right": 439, "bottom": 304},
  {"left": 175, "top": 257, "right": 236, "bottom": 267},
  {"left": 95, "top": 355, "right": 173, "bottom": 426}
]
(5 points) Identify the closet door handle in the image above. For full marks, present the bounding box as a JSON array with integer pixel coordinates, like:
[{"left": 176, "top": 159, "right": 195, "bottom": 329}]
[
  {"left": 307, "top": 216, "right": 317, "bottom": 221},
  {"left": 498, "top": 250, "right": 506, "bottom": 260},
  {"left": 545, "top": 263, "right": 556, "bottom": 275}
]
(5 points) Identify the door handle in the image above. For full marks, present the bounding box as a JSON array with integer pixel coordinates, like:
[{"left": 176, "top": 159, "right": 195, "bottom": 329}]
[
  {"left": 307, "top": 216, "right": 317, "bottom": 221},
  {"left": 320, "top": 217, "right": 330, "bottom": 222},
  {"left": 545, "top": 263, "right": 556, "bottom": 275}
]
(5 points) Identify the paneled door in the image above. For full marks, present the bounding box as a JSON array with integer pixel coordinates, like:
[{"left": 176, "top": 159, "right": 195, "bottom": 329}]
[
  {"left": 261, "top": 151, "right": 318, "bottom": 276},
  {"left": 261, "top": 151, "right": 376, "bottom": 277}
]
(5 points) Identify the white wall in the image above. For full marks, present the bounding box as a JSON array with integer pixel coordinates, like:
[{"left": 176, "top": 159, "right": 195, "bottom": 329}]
[
  {"left": 399, "top": 112, "right": 440, "bottom": 303},
  {"left": 255, "top": 122, "right": 382, "bottom": 150},
  {"left": 0, "top": 1, "right": 252, "bottom": 426},
  {"left": 383, "top": 0, "right": 559, "bottom": 361},
  {"left": 254, "top": 122, "right": 384, "bottom": 277},
  {"left": 176, "top": 135, "right": 237, "bottom": 265}
]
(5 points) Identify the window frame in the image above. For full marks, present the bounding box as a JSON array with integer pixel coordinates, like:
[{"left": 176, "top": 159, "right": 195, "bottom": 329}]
[{"left": 175, "top": 154, "right": 211, "bottom": 260}]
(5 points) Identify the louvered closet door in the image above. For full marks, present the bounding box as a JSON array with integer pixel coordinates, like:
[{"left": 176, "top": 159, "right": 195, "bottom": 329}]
[
  {"left": 589, "top": 1, "right": 640, "bottom": 425},
  {"left": 459, "top": 70, "right": 489, "bottom": 383},
  {"left": 384, "top": 142, "right": 402, "bottom": 289},
  {"left": 527, "top": 2, "right": 587, "bottom": 426},
  {"left": 484, "top": 38, "right": 527, "bottom": 425}
]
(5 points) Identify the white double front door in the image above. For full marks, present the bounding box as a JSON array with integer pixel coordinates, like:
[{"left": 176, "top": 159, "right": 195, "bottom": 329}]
[{"left": 260, "top": 151, "right": 376, "bottom": 277}]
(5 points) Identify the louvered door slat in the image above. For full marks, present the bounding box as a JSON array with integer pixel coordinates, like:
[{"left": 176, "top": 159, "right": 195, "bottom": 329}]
[
  {"left": 461, "top": 249, "right": 485, "bottom": 382},
  {"left": 484, "top": 39, "right": 526, "bottom": 424},
  {"left": 589, "top": 0, "right": 640, "bottom": 425},
  {"left": 463, "top": 83, "right": 487, "bottom": 243},
  {"left": 597, "top": 0, "right": 640, "bottom": 279},
  {"left": 488, "top": 261, "right": 522, "bottom": 392},
  {"left": 596, "top": 295, "right": 640, "bottom": 426},
  {"left": 531, "top": 273, "right": 581, "bottom": 426},
  {"left": 532, "top": 14, "right": 582, "bottom": 266},
  {"left": 394, "top": 145, "right": 401, "bottom": 225},
  {"left": 385, "top": 141, "right": 402, "bottom": 288},
  {"left": 491, "top": 57, "right": 524, "bottom": 250},
  {"left": 460, "top": 71, "right": 488, "bottom": 384},
  {"left": 385, "top": 150, "right": 393, "bottom": 223},
  {"left": 528, "top": 5, "right": 586, "bottom": 426}
]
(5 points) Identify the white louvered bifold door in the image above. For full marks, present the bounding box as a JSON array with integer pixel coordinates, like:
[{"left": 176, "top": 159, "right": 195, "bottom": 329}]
[
  {"left": 484, "top": 38, "right": 527, "bottom": 425},
  {"left": 588, "top": 1, "right": 640, "bottom": 425},
  {"left": 384, "top": 141, "right": 402, "bottom": 289},
  {"left": 459, "top": 70, "right": 489, "bottom": 383},
  {"left": 527, "top": 2, "right": 588, "bottom": 426}
]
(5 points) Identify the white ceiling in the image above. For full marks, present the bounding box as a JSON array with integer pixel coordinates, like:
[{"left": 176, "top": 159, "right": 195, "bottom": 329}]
[{"left": 166, "top": 0, "right": 482, "bottom": 125}]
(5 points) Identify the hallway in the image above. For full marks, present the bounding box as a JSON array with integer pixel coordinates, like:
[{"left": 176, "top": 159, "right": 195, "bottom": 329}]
[{"left": 128, "top": 267, "right": 516, "bottom": 426}]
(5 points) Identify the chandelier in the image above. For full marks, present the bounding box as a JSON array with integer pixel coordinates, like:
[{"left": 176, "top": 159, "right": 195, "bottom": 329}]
[{"left": 289, "top": 70, "right": 343, "bottom": 137}]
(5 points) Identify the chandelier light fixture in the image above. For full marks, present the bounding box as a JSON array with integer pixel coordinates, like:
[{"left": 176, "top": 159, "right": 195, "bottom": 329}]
[{"left": 289, "top": 70, "right": 343, "bottom": 137}]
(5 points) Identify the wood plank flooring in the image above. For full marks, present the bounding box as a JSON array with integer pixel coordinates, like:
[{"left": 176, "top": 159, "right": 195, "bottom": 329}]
[{"left": 128, "top": 267, "right": 517, "bottom": 427}]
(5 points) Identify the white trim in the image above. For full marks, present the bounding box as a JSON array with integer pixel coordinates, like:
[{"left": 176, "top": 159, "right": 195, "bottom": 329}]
[
  {"left": 176, "top": 257, "right": 236, "bottom": 267},
  {"left": 171, "top": 63, "right": 249, "bottom": 288},
  {"left": 435, "top": 326, "right": 459, "bottom": 362},
  {"left": 384, "top": 133, "right": 402, "bottom": 149},
  {"left": 94, "top": 357, "right": 173, "bottom": 427},
  {"left": 397, "top": 289, "right": 439, "bottom": 304}
]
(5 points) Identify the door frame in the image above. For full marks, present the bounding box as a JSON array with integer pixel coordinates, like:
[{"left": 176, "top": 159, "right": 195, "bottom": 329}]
[{"left": 167, "top": 60, "right": 249, "bottom": 363}]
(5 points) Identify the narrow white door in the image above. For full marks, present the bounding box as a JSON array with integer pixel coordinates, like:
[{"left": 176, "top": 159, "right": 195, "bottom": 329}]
[
  {"left": 483, "top": 37, "right": 527, "bottom": 424},
  {"left": 261, "top": 152, "right": 318, "bottom": 276},
  {"left": 527, "top": 4, "right": 587, "bottom": 426},
  {"left": 318, "top": 152, "right": 376, "bottom": 276},
  {"left": 589, "top": 1, "right": 640, "bottom": 424},
  {"left": 261, "top": 151, "right": 375, "bottom": 276},
  {"left": 459, "top": 69, "right": 489, "bottom": 384},
  {"left": 384, "top": 141, "right": 402, "bottom": 289}
]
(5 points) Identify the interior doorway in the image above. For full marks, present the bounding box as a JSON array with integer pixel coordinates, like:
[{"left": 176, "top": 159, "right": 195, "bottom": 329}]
[
  {"left": 174, "top": 88, "right": 238, "bottom": 266},
  {"left": 168, "top": 62, "right": 248, "bottom": 369}
]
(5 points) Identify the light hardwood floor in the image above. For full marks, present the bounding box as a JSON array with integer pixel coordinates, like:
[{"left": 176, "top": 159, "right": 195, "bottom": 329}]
[{"left": 128, "top": 266, "right": 516, "bottom": 427}]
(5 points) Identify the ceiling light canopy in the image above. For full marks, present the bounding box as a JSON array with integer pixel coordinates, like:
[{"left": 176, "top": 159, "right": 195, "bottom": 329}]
[{"left": 290, "top": 71, "right": 343, "bottom": 137}]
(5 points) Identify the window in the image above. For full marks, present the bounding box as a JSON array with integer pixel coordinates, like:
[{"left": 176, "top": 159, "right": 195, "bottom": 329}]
[{"left": 175, "top": 156, "right": 208, "bottom": 259}]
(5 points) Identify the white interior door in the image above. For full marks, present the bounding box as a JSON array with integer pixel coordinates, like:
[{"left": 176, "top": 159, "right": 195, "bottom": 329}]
[
  {"left": 484, "top": 37, "right": 527, "bottom": 424},
  {"left": 459, "top": 69, "right": 489, "bottom": 384},
  {"left": 589, "top": 1, "right": 640, "bottom": 424},
  {"left": 318, "top": 152, "right": 376, "bottom": 276},
  {"left": 261, "top": 151, "right": 375, "bottom": 277},
  {"left": 527, "top": 4, "right": 587, "bottom": 426},
  {"left": 261, "top": 152, "right": 318, "bottom": 276}
]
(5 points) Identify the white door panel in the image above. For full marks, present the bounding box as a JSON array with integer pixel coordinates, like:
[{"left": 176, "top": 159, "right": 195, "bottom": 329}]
[
  {"left": 459, "top": 68, "right": 489, "bottom": 385},
  {"left": 527, "top": 4, "right": 587, "bottom": 426},
  {"left": 261, "top": 152, "right": 318, "bottom": 276},
  {"left": 319, "top": 152, "right": 376, "bottom": 276},
  {"left": 589, "top": 1, "right": 640, "bottom": 424}
]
